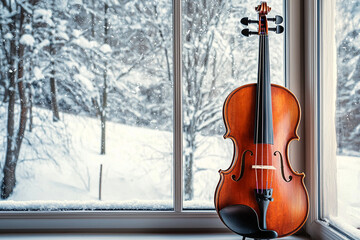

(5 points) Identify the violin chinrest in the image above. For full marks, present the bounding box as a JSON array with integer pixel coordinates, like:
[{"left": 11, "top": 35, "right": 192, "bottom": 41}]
[{"left": 219, "top": 204, "right": 278, "bottom": 239}]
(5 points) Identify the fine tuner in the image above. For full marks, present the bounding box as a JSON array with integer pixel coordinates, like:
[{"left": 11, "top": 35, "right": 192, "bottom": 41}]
[{"left": 240, "top": 14, "right": 284, "bottom": 37}]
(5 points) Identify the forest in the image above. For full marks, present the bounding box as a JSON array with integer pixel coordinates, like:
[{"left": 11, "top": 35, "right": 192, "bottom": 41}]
[{"left": 0, "top": 0, "right": 358, "bottom": 211}]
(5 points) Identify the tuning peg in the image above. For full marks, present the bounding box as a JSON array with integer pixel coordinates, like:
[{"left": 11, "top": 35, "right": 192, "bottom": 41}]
[
  {"left": 268, "top": 25, "right": 284, "bottom": 34},
  {"left": 241, "top": 29, "right": 258, "bottom": 37},
  {"left": 240, "top": 17, "right": 258, "bottom": 26},
  {"left": 268, "top": 15, "right": 283, "bottom": 24}
]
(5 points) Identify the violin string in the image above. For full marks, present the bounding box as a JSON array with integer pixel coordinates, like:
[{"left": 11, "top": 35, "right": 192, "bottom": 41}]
[
  {"left": 265, "top": 33, "right": 274, "bottom": 190},
  {"left": 254, "top": 35, "right": 260, "bottom": 194},
  {"left": 265, "top": 35, "right": 269, "bottom": 191},
  {"left": 261, "top": 35, "right": 264, "bottom": 193}
]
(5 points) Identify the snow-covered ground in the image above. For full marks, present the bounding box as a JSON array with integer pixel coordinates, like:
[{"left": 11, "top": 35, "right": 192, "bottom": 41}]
[
  {"left": 0, "top": 106, "right": 232, "bottom": 210},
  {"left": 330, "top": 155, "right": 360, "bottom": 239}
]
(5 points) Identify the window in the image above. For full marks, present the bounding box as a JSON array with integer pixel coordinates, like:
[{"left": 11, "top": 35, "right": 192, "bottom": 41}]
[
  {"left": 0, "top": 0, "right": 174, "bottom": 210},
  {"left": 181, "top": 0, "right": 284, "bottom": 209},
  {"left": 321, "top": 0, "right": 360, "bottom": 238},
  {"left": 306, "top": 0, "right": 359, "bottom": 239},
  {"left": 0, "top": 0, "right": 288, "bottom": 231}
]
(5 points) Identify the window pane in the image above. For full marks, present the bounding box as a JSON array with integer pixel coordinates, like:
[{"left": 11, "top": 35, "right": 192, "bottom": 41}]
[
  {"left": 182, "top": 0, "right": 284, "bottom": 209},
  {"left": 0, "top": 0, "right": 173, "bottom": 210},
  {"left": 331, "top": 0, "right": 360, "bottom": 237}
]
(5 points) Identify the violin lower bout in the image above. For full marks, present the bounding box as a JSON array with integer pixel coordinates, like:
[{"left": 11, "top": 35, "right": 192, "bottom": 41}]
[{"left": 214, "top": 84, "right": 309, "bottom": 237}]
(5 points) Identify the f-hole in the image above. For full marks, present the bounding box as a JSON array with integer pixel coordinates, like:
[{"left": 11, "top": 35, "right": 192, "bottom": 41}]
[
  {"left": 232, "top": 150, "right": 253, "bottom": 182},
  {"left": 274, "top": 151, "right": 292, "bottom": 182}
]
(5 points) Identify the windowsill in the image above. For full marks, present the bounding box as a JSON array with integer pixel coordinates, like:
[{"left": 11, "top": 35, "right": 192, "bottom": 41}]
[
  {"left": 0, "top": 233, "right": 310, "bottom": 240},
  {"left": 309, "top": 219, "right": 353, "bottom": 240}
]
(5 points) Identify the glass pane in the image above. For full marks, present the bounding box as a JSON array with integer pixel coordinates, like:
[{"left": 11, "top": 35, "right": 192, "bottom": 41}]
[
  {"left": 0, "top": 0, "right": 173, "bottom": 210},
  {"left": 332, "top": 0, "right": 360, "bottom": 237},
  {"left": 182, "top": 0, "right": 284, "bottom": 209}
]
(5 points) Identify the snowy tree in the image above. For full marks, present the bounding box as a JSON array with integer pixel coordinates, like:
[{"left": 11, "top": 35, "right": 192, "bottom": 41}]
[
  {"left": 123, "top": 0, "right": 173, "bottom": 130},
  {"left": 335, "top": 1, "right": 360, "bottom": 156},
  {"left": 0, "top": 0, "right": 34, "bottom": 199},
  {"left": 0, "top": 0, "right": 78, "bottom": 198},
  {"left": 32, "top": 0, "right": 75, "bottom": 122},
  {"left": 182, "top": 0, "right": 232, "bottom": 200},
  {"left": 181, "top": 0, "right": 284, "bottom": 201}
]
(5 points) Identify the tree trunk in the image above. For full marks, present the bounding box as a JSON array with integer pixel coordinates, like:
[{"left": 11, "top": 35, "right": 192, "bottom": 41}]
[
  {"left": 91, "top": 0, "right": 95, "bottom": 39},
  {"left": 4, "top": 56, "right": 29, "bottom": 199},
  {"left": 164, "top": 45, "right": 171, "bottom": 82},
  {"left": 2, "top": 9, "right": 27, "bottom": 199},
  {"left": 153, "top": 5, "right": 171, "bottom": 83},
  {"left": 2, "top": 87, "right": 9, "bottom": 103},
  {"left": 100, "top": 3, "right": 109, "bottom": 155},
  {"left": 2, "top": 33, "right": 17, "bottom": 199},
  {"left": 27, "top": 82, "right": 33, "bottom": 132},
  {"left": 50, "top": 70, "right": 60, "bottom": 122},
  {"left": 50, "top": 0, "right": 60, "bottom": 122},
  {"left": 184, "top": 129, "right": 195, "bottom": 201},
  {"left": 100, "top": 72, "right": 107, "bottom": 155},
  {"left": 28, "top": 0, "right": 34, "bottom": 130}
]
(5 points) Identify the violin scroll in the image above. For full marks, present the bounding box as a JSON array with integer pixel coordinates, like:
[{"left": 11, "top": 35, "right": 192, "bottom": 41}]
[{"left": 241, "top": 2, "right": 284, "bottom": 37}]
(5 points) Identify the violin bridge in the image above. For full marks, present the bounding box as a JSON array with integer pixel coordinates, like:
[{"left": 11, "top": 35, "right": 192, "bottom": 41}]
[{"left": 252, "top": 165, "right": 276, "bottom": 170}]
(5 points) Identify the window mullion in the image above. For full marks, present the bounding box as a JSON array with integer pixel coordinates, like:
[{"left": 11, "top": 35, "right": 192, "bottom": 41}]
[
  {"left": 304, "top": 0, "right": 320, "bottom": 231},
  {"left": 173, "top": 0, "right": 183, "bottom": 213}
]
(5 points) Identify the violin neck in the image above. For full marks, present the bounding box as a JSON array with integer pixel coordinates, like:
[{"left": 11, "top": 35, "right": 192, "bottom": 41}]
[{"left": 254, "top": 35, "right": 274, "bottom": 144}]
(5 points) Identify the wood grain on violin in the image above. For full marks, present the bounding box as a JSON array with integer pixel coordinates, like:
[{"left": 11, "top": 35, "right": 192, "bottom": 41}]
[
  {"left": 215, "top": 84, "right": 309, "bottom": 237},
  {"left": 214, "top": 2, "right": 309, "bottom": 239}
]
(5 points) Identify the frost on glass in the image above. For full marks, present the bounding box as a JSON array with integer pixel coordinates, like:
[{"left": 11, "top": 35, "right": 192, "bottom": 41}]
[
  {"left": 182, "top": 0, "right": 284, "bottom": 209},
  {"left": 333, "top": 0, "right": 360, "bottom": 237},
  {"left": 0, "top": 0, "right": 173, "bottom": 210}
]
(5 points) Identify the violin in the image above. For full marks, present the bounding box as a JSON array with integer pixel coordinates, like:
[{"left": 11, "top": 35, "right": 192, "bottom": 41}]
[{"left": 214, "top": 2, "right": 309, "bottom": 239}]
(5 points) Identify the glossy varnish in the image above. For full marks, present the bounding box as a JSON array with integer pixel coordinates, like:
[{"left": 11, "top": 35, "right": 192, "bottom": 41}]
[{"left": 215, "top": 84, "right": 309, "bottom": 237}]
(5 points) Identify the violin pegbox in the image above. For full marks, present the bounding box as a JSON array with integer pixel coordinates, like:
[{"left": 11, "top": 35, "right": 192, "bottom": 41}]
[{"left": 241, "top": 2, "right": 284, "bottom": 37}]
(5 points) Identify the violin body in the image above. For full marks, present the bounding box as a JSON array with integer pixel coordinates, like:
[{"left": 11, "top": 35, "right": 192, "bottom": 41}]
[{"left": 215, "top": 84, "right": 309, "bottom": 237}]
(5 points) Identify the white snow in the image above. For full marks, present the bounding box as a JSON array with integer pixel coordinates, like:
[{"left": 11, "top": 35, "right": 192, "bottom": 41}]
[
  {"left": 34, "top": 9, "right": 54, "bottom": 26},
  {"left": 79, "top": 66, "right": 95, "bottom": 80},
  {"left": 72, "top": 36, "right": 99, "bottom": 49},
  {"left": 4, "top": 32, "right": 13, "bottom": 40},
  {"left": 74, "top": 66, "right": 96, "bottom": 94},
  {"left": 100, "top": 44, "right": 112, "bottom": 54},
  {"left": 72, "top": 30, "right": 82, "bottom": 38},
  {"left": 330, "top": 155, "right": 360, "bottom": 237},
  {"left": 0, "top": 105, "right": 231, "bottom": 210},
  {"left": 33, "top": 67, "right": 44, "bottom": 80},
  {"left": 351, "top": 80, "right": 360, "bottom": 95},
  {"left": 68, "top": 0, "right": 83, "bottom": 5},
  {"left": 20, "top": 34, "right": 35, "bottom": 47},
  {"left": 56, "top": 32, "right": 69, "bottom": 41},
  {"left": 0, "top": 200, "right": 172, "bottom": 211},
  {"left": 38, "top": 39, "right": 50, "bottom": 48},
  {"left": 74, "top": 74, "right": 95, "bottom": 93}
]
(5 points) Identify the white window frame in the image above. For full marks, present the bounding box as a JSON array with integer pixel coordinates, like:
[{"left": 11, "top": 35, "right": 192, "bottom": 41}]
[
  {"left": 0, "top": 0, "right": 304, "bottom": 233},
  {"left": 305, "top": 0, "right": 356, "bottom": 239}
]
